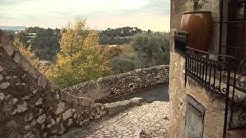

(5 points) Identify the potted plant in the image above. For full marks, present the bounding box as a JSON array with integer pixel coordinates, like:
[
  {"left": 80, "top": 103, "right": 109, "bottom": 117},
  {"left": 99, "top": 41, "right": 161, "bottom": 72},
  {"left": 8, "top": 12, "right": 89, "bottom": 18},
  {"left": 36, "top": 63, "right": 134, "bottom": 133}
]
[{"left": 180, "top": 0, "right": 212, "bottom": 53}]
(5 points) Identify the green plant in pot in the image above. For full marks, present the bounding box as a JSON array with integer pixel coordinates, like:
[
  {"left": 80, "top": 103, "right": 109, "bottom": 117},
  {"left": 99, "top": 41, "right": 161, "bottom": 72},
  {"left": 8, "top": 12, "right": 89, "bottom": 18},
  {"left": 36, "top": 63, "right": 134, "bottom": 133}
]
[
  {"left": 181, "top": 0, "right": 212, "bottom": 53},
  {"left": 193, "top": 0, "right": 207, "bottom": 11}
]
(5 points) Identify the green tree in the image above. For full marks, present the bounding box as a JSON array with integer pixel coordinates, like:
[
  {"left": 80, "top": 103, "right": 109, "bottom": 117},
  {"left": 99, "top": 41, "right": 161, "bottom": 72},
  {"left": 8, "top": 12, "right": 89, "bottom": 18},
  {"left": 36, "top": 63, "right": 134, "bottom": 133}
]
[
  {"left": 111, "top": 57, "right": 136, "bottom": 74},
  {"left": 50, "top": 19, "right": 111, "bottom": 88},
  {"left": 131, "top": 32, "right": 170, "bottom": 67},
  {"left": 30, "top": 28, "right": 60, "bottom": 61}
]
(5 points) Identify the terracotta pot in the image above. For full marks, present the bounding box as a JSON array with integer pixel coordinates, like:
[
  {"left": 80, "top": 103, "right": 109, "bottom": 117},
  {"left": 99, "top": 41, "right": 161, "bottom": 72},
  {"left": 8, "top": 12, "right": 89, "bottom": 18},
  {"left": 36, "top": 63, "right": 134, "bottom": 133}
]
[{"left": 180, "top": 11, "right": 213, "bottom": 52}]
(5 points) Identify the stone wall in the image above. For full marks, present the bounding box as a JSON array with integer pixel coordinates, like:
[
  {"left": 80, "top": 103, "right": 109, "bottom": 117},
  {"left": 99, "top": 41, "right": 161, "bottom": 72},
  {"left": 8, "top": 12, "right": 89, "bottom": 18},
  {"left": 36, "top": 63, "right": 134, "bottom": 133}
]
[
  {"left": 63, "top": 65, "right": 169, "bottom": 103},
  {"left": 169, "top": 0, "right": 222, "bottom": 137},
  {"left": 0, "top": 33, "right": 107, "bottom": 138}
]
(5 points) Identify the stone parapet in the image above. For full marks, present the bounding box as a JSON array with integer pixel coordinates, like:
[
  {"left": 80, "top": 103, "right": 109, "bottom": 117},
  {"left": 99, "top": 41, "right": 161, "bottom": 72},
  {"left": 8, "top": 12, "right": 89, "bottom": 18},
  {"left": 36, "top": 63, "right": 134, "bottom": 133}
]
[{"left": 63, "top": 65, "right": 169, "bottom": 102}]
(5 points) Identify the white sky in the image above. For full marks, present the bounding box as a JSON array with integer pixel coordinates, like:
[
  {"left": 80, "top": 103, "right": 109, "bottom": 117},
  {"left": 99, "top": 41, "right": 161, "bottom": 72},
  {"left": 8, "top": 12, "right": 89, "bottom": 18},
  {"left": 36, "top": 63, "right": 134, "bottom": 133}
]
[{"left": 0, "top": 0, "right": 170, "bottom": 31}]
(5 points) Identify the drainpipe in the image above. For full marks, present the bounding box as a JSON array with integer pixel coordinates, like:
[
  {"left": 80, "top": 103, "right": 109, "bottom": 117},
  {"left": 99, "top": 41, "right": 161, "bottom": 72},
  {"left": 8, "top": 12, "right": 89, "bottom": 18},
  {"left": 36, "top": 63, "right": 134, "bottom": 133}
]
[{"left": 219, "top": 0, "right": 228, "bottom": 138}]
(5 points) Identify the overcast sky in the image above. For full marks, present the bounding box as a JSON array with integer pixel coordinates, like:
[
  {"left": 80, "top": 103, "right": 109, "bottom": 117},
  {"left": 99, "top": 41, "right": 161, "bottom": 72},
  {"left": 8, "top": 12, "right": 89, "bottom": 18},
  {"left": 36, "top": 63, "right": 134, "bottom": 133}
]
[{"left": 0, "top": 0, "right": 170, "bottom": 31}]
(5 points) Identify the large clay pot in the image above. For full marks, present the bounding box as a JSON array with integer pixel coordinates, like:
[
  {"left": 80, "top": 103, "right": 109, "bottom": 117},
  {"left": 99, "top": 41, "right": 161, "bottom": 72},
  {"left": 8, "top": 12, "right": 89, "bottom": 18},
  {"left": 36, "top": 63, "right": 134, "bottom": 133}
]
[{"left": 180, "top": 11, "right": 213, "bottom": 52}]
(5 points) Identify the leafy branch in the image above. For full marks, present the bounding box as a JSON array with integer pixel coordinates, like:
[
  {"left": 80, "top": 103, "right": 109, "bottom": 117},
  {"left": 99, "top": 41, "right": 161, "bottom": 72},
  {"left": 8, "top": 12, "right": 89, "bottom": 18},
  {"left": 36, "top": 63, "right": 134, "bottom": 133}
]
[{"left": 193, "top": 0, "right": 208, "bottom": 11}]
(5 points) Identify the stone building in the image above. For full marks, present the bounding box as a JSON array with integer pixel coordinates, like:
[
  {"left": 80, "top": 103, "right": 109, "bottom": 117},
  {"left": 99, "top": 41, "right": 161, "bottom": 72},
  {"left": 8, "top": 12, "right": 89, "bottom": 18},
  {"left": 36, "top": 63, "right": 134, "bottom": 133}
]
[{"left": 169, "top": 0, "right": 245, "bottom": 138}]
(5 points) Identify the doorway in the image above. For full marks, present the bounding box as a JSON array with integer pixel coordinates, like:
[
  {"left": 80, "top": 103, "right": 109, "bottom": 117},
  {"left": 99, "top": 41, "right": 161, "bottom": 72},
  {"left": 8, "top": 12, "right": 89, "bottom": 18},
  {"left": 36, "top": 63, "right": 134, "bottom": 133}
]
[{"left": 226, "top": 0, "right": 246, "bottom": 65}]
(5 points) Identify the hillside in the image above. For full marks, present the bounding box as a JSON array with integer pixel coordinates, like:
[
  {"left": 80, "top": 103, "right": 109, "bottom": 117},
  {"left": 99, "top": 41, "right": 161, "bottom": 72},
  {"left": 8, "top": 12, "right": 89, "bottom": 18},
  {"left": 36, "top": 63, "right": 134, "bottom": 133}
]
[{"left": 0, "top": 26, "right": 26, "bottom": 31}]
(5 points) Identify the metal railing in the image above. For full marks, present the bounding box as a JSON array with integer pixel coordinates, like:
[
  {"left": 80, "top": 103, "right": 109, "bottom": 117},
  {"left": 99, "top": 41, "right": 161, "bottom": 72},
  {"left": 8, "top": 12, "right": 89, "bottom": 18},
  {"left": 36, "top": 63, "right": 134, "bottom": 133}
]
[
  {"left": 228, "top": 59, "right": 246, "bottom": 130},
  {"left": 184, "top": 46, "right": 246, "bottom": 135},
  {"left": 185, "top": 46, "right": 235, "bottom": 96}
]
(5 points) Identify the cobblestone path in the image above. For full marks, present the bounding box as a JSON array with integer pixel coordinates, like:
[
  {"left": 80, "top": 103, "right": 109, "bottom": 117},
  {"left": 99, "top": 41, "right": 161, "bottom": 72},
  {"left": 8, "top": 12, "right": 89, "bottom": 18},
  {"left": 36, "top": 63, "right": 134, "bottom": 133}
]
[{"left": 60, "top": 85, "right": 169, "bottom": 138}]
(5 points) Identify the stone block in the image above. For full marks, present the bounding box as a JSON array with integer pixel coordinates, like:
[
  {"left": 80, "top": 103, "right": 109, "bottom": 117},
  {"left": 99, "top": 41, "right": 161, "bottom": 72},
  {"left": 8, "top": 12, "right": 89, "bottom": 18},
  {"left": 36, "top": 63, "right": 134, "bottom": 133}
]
[
  {"left": 78, "top": 97, "right": 93, "bottom": 107},
  {"left": 0, "top": 82, "right": 10, "bottom": 89},
  {"left": 17, "top": 101, "right": 28, "bottom": 113},
  {"left": 0, "top": 74, "right": 3, "bottom": 81},
  {"left": 0, "top": 93, "right": 4, "bottom": 100},
  {"left": 58, "top": 125, "right": 65, "bottom": 135},
  {"left": 67, "top": 119, "right": 73, "bottom": 126},
  {"left": 65, "top": 93, "right": 72, "bottom": 103},
  {"left": 35, "top": 98, "right": 43, "bottom": 106},
  {"left": 5, "top": 76, "right": 11, "bottom": 80},
  {"left": 3, "top": 45, "right": 15, "bottom": 56},
  {"left": 6, "top": 120, "right": 18, "bottom": 129},
  {"left": 60, "top": 91, "right": 67, "bottom": 101},
  {"left": 24, "top": 125, "right": 31, "bottom": 131},
  {"left": 19, "top": 59, "right": 30, "bottom": 72},
  {"left": 24, "top": 113, "right": 33, "bottom": 122},
  {"left": 37, "top": 113, "right": 46, "bottom": 124},
  {"left": 0, "top": 66, "right": 3, "bottom": 72},
  {"left": 12, "top": 98, "right": 18, "bottom": 104},
  {"left": 71, "top": 95, "right": 79, "bottom": 105},
  {"left": 63, "top": 109, "right": 75, "bottom": 120},
  {"left": 43, "top": 132, "right": 48, "bottom": 137},
  {"left": 28, "top": 67, "right": 40, "bottom": 80},
  {"left": 55, "top": 102, "right": 66, "bottom": 115},
  {"left": 56, "top": 117, "right": 61, "bottom": 123},
  {"left": 13, "top": 52, "right": 21, "bottom": 63},
  {"left": 23, "top": 132, "right": 35, "bottom": 138},
  {"left": 37, "top": 75, "right": 48, "bottom": 89}
]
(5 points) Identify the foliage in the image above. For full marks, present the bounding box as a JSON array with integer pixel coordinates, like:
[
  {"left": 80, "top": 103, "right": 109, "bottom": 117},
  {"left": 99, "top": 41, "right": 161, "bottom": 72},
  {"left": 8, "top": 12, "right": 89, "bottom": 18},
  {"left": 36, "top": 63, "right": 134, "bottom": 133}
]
[
  {"left": 100, "top": 46, "right": 123, "bottom": 60},
  {"left": 193, "top": 0, "right": 208, "bottom": 11},
  {"left": 30, "top": 28, "right": 60, "bottom": 61},
  {"left": 14, "top": 37, "right": 52, "bottom": 77},
  {"left": 99, "top": 27, "right": 142, "bottom": 45},
  {"left": 4, "top": 30, "right": 15, "bottom": 41},
  {"left": 110, "top": 54, "right": 141, "bottom": 74},
  {"left": 50, "top": 19, "right": 112, "bottom": 88},
  {"left": 131, "top": 32, "right": 170, "bottom": 68},
  {"left": 17, "top": 27, "right": 60, "bottom": 61},
  {"left": 14, "top": 38, "right": 39, "bottom": 68},
  {"left": 98, "top": 45, "right": 142, "bottom": 74},
  {"left": 101, "top": 27, "right": 142, "bottom": 37}
]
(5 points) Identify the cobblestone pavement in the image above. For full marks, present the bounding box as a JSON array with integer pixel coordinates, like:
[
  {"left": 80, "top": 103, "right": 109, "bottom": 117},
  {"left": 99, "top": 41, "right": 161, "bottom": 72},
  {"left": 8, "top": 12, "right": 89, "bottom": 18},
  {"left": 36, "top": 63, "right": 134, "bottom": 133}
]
[{"left": 60, "top": 85, "right": 169, "bottom": 138}]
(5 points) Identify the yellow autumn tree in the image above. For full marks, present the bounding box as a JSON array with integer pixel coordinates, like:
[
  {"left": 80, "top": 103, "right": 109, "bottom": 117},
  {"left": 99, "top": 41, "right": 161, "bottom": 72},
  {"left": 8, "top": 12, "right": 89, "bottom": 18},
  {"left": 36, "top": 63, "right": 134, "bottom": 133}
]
[
  {"left": 14, "top": 38, "right": 39, "bottom": 68},
  {"left": 50, "top": 19, "right": 111, "bottom": 88},
  {"left": 14, "top": 38, "right": 50, "bottom": 76}
]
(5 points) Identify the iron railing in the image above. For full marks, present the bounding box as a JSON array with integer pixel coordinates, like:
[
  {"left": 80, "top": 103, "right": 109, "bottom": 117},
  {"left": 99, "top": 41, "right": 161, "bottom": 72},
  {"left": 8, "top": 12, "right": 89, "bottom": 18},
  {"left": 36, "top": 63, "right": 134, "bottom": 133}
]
[
  {"left": 228, "top": 59, "right": 246, "bottom": 130},
  {"left": 185, "top": 47, "right": 246, "bottom": 135},
  {"left": 185, "top": 46, "right": 235, "bottom": 96}
]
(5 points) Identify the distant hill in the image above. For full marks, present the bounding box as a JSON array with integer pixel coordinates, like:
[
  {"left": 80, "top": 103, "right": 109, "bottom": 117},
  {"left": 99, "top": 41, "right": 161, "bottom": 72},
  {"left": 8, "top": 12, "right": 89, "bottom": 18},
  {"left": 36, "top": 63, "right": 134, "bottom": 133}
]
[{"left": 0, "top": 26, "right": 26, "bottom": 31}]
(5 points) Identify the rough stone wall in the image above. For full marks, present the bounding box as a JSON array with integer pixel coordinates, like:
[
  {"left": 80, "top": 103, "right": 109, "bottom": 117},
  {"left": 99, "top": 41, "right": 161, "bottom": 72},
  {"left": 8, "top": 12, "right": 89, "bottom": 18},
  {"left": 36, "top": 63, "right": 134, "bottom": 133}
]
[
  {"left": 169, "top": 0, "right": 190, "bottom": 137},
  {"left": 63, "top": 65, "right": 169, "bottom": 102},
  {"left": 0, "top": 34, "right": 107, "bottom": 138},
  {"left": 169, "top": 0, "right": 221, "bottom": 137}
]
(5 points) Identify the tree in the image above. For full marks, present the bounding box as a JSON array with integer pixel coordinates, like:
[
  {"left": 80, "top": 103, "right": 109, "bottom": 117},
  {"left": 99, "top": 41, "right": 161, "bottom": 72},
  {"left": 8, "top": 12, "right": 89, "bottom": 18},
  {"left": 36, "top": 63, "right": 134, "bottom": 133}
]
[
  {"left": 14, "top": 38, "right": 39, "bottom": 68},
  {"left": 131, "top": 32, "right": 170, "bottom": 67},
  {"left": 50, "top": 19, "right": 111, "bottom": 88},
  {"left": 98, "top": 26, "right": 142, "bottom": 45},
  {"left": 110, "top": 56, "right": 137, "bottom": 74},
  {"left": 15, "top": 27, "right": 61, "bottom": 61},
  {"left": 4, "top": 30, "right": 15, "bottom": 41},
  {"left": 30, "top": 27, "right": 60, "bottom": 61}
]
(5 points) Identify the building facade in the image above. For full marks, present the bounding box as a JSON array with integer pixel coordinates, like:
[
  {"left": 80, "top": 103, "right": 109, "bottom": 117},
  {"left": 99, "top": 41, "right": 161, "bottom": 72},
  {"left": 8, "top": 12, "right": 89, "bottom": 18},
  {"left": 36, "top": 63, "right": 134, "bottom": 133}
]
[{"left": 169, "top": 0, "right": 245, "bottom": 137}]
